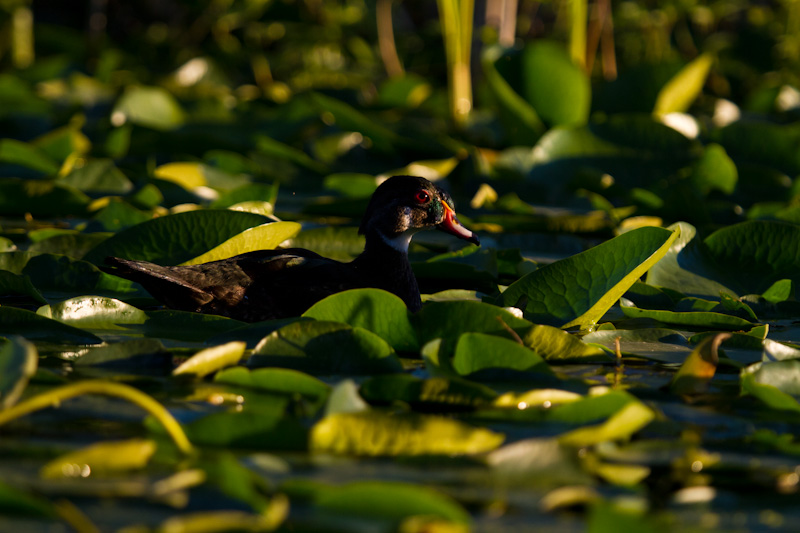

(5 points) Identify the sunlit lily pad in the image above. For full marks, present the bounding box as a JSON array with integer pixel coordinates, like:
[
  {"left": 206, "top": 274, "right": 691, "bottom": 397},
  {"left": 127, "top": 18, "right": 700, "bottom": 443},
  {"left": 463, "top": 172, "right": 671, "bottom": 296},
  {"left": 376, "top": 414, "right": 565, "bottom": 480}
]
[
  {"left": 37, "top": 295, "right": 147, "bottom": 330},
  {"left": 173, "top": 341, "right": 246, "bottom": 377},
  {"left": 181, "top": 222, "right": 301, "bottom": 265},
  {"left": 310, "top": 411, "right": 504, "bottom": 456},
  {"left": 214, "top": 366, "right": 330, "bottom": 400},
  {"left": 83, "top": 210, "right": 270, "bottom": 265},
  {"left": 498, "top": 226, "right": 678, "bottom": 328},
  {"left": 40, "top": 438, "right": 156, "bottom": 478},
  {"left": 0, "top": 306, "right": 102, "bottom": 344},
  {"left": 620, "top": 298, "right": 754, "bottom": 330}
]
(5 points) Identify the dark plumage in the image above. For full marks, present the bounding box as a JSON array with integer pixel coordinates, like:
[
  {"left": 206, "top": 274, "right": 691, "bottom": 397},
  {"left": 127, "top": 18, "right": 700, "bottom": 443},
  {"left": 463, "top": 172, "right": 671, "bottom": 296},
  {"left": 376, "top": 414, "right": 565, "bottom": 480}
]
[{"left": 103, "top": 175, "right": 479, "bottom": 321}]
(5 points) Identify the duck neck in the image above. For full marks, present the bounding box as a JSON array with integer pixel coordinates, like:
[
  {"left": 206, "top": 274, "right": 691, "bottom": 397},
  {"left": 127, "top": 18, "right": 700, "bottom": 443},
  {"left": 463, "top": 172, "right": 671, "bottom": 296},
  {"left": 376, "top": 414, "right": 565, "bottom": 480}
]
[{"left": 352, "top": 230, "right": 422, "bottom": 312}]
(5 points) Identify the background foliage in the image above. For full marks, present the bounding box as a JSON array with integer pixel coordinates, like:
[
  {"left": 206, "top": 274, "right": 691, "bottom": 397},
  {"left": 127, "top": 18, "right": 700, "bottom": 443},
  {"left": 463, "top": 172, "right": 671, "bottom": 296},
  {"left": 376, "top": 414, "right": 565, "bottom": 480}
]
[{"left": 3, "top": 0, "right": 800, "bottom": 531}]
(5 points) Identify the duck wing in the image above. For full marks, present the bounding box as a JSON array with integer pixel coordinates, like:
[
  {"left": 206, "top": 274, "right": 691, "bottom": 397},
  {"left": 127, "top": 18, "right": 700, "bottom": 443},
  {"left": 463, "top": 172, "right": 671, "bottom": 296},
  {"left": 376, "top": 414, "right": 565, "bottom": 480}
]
[{"left": 104, "top": 249, "right": 356, "bottom": 321}]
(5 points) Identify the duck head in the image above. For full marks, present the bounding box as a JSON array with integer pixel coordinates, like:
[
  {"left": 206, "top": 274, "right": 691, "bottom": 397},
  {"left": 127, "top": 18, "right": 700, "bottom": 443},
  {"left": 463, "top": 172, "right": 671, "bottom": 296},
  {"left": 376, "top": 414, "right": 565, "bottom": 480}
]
[{"left": 358, "top": 175, "right": 480, "bottom": 252}]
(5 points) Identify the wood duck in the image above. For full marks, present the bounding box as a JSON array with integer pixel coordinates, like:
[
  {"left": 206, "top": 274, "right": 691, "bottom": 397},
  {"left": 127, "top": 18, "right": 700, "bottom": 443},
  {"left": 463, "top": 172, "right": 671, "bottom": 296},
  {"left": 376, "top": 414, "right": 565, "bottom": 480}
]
[{"left": 104, "top": 175, "right": 479, "bottom": 322}]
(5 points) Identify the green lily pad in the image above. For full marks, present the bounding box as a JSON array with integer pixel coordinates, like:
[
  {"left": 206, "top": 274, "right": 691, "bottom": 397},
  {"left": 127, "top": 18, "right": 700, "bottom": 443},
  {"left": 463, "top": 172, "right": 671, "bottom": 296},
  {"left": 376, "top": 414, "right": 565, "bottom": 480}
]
[
  {"left": 745, "top": 360, "right": 800, "bottom": 395},
  {"left": 0, "top": 252, "right": 139, "bottom": 297},
  {"left": 0, "top": 336, "right": 37, "bottom": 409},
  {"left": 173, "top": 341, "right": 246, "bottom": 378},
  {"left": 0, "top": 138, "right": 59, "bottom": 175},
  {"left": 143, "top": 309, "right": 247, "bottom": 342},
  {"left": 59, "top": 158, "right": 133, "bottom": 195},
  {"left": 214, "top": 366, "right": 330, "bottom": 400},
  {"left": 520, "top": 40, "right": 591, "bottom": 127},
  {"left": 90, "top": 199, "right": 154, "bottom": 232},
  {"left": 0, "top": 270, "right": 47, "bottom": 304},
  {"left": 523, "top": 324, "right": 609, "bottom": 361},
  {"left": 113, "top": 85, "right": 185, "bottom": 130},
  {"left": 303, "top": 288, "right": 418, "bottom": 352},
  {"left": 37, "top": 295, "right": 147, "bottom": 330},
  {"left": 703, "top": 220, "right": 800, "bottom": 298},
  {"left": 83, "top": 209, "right": 270, "bottom": 265},
  {"left": 313, "top": 481, "right": 470, "bottom": 526},
  {"left": 72, "top": 338, "right": 170, "bottom": 367},
  {"left": 645, "top": 221, "right": 734, "bottom": 298},
  {"left": 416, "top": 300, "right": 532, "bottom": 349},
  {"left": 249, "top": 321, "right": 402, "bottom": 374},
  {"left": 482, "top": 45, "right": 545, "bottom": 145},
  {"left": 310, "top": 411, "right": 504, "bottom": 456},
  {"left": 453, "top": 332, "right": 552, "bottom": 375},
  {"left": 498, "top": 226, "right": 678, "bottom": 328},
  {"left": 181, "top": 222, "right": 301, "bottom": 265},
  {"left": 741, "top": 368, "right": 800, "bottom": 414},
  {"left": 27, "top": 231, "right": 111, "bottom": 258},
  {"left": 620, "top": 298, "right": 754, "bottom": 330},
  {"left": 0, "top": 306, "right": 102, "bottom": 344},
  {"left": 360, "top": 374, "right": 498, "bottom": 408},
  {"left": 175, "top": 408, "right": 307, "bottom": 450},
  {"left": 0, "top": 178, "right": 90, "bottom": 216}
]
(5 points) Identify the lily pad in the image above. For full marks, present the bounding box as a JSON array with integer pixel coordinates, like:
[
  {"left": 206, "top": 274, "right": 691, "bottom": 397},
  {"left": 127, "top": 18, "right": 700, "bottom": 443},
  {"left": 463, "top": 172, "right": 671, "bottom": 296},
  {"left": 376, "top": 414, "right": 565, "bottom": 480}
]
[
  {"left": 452, "top": 332, "right": 552, "bottom": 375},
  {"left": 37, "top": 295, "right": 147, "bottom": 330},
  {"left": 303, "top": 288, "right": 418, "bottom": 352},
  {"left": 620, "top": 298, "right": 754, "bottom": 330},
  {"left": 310, "top": 411, "right": 504, "bottom": 456},
  {"left": 249, "top": 321, "right": 402, "bottom": 374},
  {"left": 313, "top": 481, "right": 471, "bottom": 526},
  {"left": 214, "top": 367, "right": 330, "bottom": 400},
  {"left": 83, "top": 209, "right": 270, "bottom": 265},
  {"left": 40, "top": 438, "right": 156, "bottom": 478},
  {"left": 360, "top": 374, "right": 498, "bottom": 408},
  {"left": 498, "top": 226, "right": 678, "bottom": 328},
  {"left": 181, "top": 222, "right": 301, "bottom": 265},
  {"left": 0, "top": 306, "right": 102, "bottom": 344},
  {"left": 173, "top": 341, "right": 246, "bottom": 378}
]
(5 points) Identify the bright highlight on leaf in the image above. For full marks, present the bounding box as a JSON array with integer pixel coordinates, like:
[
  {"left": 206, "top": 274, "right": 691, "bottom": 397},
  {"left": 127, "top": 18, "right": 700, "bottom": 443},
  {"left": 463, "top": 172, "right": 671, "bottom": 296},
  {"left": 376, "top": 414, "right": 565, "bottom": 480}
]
[
  {"left": 40, "top": 438, "right": 157, "bottom": 479},
  {"left": 181, "top": 222, "right": 301, "bottom": 265},
  {"left": 310, "top": 411, "right": 504, "bottom": 456},
  {"left": 173, "top": 341, "right": 246, "bottom": 378},
  {"left": 669, "top": 333, "right": 729, "bottom": 395},
  {"left": 654, "top": 54, "right": 713, "bottom": 116},
  {"left": 499, "top": 226, "right": 679, "bottom": 329}
]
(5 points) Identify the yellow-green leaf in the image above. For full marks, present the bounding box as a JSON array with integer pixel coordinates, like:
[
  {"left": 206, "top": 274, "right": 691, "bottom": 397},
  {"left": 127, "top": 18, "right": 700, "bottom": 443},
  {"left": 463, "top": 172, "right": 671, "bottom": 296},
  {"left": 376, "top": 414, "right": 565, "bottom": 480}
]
[
  {"left": 558, "top": 402, "right": 655, "bottom": 447},
  {"left": 173, "top": 341, "right": 247, "bottom": 378},
  {"left": 40, "top": 438, "right": 157, "bottom": 478},
  {"left": 653, "top": 54, "right": 713, "bottom": 116},
  {"left": 669, "top": 333, "right": 729, "bottom": 395},
  {"left": 181, "top": 222, "right": 301, "bottom": 265},
  {"left": 310, "top": 411, "right": 504, "bottom": 456},
  {"left": 154, "top": 162, "right": 207, "bottom": 190}
]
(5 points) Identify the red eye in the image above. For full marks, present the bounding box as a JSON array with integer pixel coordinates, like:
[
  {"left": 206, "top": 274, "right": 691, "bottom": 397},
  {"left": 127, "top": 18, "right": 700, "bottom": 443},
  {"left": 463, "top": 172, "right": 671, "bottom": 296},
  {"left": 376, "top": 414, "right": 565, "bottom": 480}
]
[{"left": 414, "top": 190, "right": 430, "bottom": 204}]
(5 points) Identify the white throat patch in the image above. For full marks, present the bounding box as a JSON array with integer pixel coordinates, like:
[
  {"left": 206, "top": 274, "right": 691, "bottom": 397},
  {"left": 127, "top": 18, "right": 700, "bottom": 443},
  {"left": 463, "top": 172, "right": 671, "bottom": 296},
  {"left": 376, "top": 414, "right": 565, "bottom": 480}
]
[{"left": 379, "top": 228, "right": 420, "bottom": 253}]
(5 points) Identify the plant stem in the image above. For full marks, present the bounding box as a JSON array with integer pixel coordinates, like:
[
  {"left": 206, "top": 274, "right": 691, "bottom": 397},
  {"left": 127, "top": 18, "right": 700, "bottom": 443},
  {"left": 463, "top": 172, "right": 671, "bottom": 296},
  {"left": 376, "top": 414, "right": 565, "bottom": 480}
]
[
  {"left": 377, "top": 0, "right": 404, "bottom": 77},
  {"left": 437, "top": 0, "right": 474, "bottom": 128},
  {"left": 0, "top": 380, "right": 195, "bottom": 456}
]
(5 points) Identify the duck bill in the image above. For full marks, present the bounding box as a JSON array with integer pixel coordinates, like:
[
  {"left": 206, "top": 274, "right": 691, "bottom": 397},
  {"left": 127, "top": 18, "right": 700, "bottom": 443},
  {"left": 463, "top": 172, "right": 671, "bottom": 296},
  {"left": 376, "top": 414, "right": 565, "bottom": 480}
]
[{"left": 438, "top": 203, "right": 480, "bottom": 246}]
